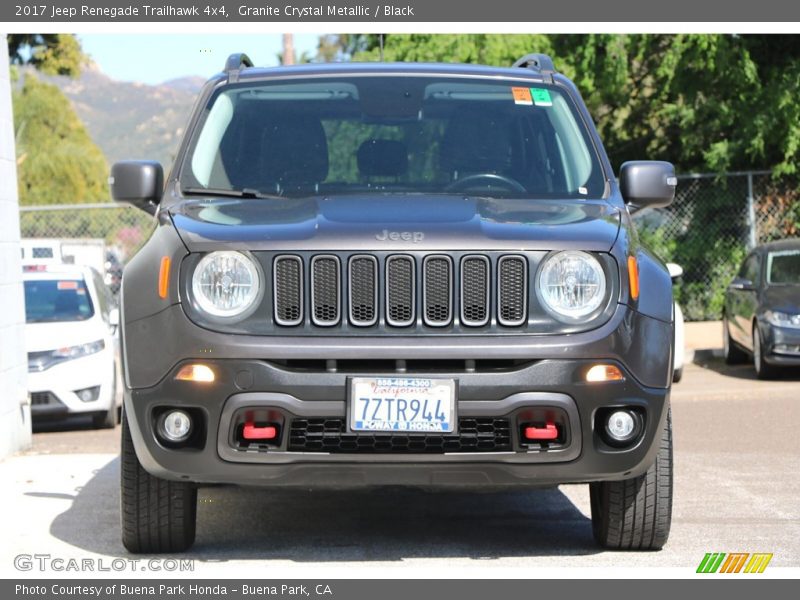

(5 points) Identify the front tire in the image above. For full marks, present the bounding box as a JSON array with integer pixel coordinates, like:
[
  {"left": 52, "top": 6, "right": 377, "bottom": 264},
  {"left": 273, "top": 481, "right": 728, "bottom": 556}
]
[
  {"left": 723, "top": 318, "right": 748, "bottom": 365},
  {"left": 590, "top": 409, "right": 673, "bottom": 550},
  {"left": 120, "top": 411, "right": 197, "bottom": 553},
  {"left": 93, "top": 372, "right": 120, "bottom": 429},
  {"left": 753, "top": 326, "right": 778, "bottom": 380},
  {"left": 93, "top": 407, "right": 116, "bottom": 429}
]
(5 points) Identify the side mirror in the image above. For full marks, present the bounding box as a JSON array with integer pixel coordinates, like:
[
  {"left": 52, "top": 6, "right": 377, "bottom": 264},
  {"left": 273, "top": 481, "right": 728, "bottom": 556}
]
[
  {"left": 109, "top": 308, "right": 120, "bottom": 327},
  {"left": 110, "top": 161, "right": 164, "bottom": 215},
  {"left": 666, "top": 262, "right": 683, "bottom": 280},
  {"left": 729, "top": 277, "right": 755, "bottom": 291},
  {"left": 619, "top": 161, "right": 677, "bottom": 210}
]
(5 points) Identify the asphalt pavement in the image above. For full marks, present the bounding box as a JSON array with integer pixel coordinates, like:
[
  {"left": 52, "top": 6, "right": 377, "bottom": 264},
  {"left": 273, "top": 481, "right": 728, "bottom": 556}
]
[{"left": 1, "top": 335, "right": 798, "bottom": 577}]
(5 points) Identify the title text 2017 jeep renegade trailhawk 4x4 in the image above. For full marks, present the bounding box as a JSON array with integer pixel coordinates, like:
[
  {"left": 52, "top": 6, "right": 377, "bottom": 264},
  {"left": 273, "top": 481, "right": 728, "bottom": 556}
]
[{"left": 112, "top": 53, "right": 676, "bottom": 553}]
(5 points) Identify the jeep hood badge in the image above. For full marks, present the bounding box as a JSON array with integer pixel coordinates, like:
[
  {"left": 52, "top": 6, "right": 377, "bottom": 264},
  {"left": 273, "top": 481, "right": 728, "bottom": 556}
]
[{"left": 375, "top": 229, "right": 425, "bottom": 243}]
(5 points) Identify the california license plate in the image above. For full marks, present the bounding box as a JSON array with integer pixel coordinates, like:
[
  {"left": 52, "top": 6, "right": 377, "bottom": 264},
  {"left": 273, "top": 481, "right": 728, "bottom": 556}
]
[{"left": 349, "top": 377, "right": 456, "bottom": 433}]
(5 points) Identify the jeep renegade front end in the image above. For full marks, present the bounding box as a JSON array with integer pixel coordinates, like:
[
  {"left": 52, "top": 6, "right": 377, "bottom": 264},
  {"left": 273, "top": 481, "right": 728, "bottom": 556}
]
[{"left": 112, "top": 53, "right": 676, "bottom": 553}]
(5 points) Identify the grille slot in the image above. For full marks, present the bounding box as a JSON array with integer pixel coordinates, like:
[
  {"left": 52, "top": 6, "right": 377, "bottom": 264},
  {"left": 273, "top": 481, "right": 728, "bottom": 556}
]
[
  {"left": 273, "top": 255, "right": 304, "bottom": 326},
  {"left": 423, "top": 255, "right": 453, "bottom": 326},
  {"left": 310, "top": 255, "right": 340, "bottom": 326},
  {"left": 349, "top": 255, "right": 378, "bottom": 326},
  {"left": 288, "top": 418, "right": 512, "bottom": 453},
  {"left": 498, "top": 256, "right": 527, "bottom": 326},
  {"left": 386, "top": 255, "right": 415, "bottom": 327},
  {"left": 30, "top": 392, "right": 59, "bottom": 406},
  {"left": 461, "top": 256, "right": 490, "bottom": 326}
]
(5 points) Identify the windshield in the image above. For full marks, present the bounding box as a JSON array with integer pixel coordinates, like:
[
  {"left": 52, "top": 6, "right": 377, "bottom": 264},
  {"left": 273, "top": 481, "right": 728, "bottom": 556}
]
[
  {"left": 767, "top": 249, "right": 800, "bottom": 285},
  {"left": 181, "top": 76, "right": 606, "bottom": 200},
  {"left": 24, "top": 279, "right": 94, "bottom": 323}
]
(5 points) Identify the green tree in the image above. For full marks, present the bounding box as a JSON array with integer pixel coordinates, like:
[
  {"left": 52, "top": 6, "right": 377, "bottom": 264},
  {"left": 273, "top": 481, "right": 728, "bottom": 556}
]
[
  {"left": 325, "top": 34, "right": 800, "bottom": 175},
  {"left": 8, "top": 34, "right": 84, "bottom": 77},
  {"left": 13, "top": 75, "right": 109, "bottom": 205},
  {"left": 9, "top": 34, "right": 108, "bottom": 205}
]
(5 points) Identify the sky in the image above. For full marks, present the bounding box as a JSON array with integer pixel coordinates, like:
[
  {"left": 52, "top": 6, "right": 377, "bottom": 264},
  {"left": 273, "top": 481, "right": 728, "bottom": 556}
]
[{"left": 78, "top": 34, "right": 323, "bottom": 85}]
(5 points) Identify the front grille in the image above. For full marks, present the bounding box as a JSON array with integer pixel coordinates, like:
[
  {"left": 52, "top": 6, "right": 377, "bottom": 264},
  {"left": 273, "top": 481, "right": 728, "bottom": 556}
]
[
  {"left": 267, "top": 252, "right": 539, "bottom": 331},
  {"left": 386, "top": 255, "right": 415, "bottom": 326},
  {"left": 461, "top": 256, "right": 490, "bottom": 326},
  {"left": 349, "top": 256, "right": 378, "bottom": 326},
  {"left": 498, "top": 256, "right": 527, "bottom": 326},
  {"left": 423, "top": 256, "right": 453, "bottom": 326},
  {"left": 288, "top": 417, "right": 512, "bottom": 453},
  {"left": 311, "top": 256, "right": 340, "bottom": 326},
  {"left": 30, "top": 392, "right": 59, "bottom": 406},
  {"left": 274, "top": 256, "right": 303, "bottom": 326}
]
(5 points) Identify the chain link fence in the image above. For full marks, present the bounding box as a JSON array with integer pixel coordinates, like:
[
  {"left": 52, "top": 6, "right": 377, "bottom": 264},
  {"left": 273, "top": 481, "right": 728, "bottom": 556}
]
[
  {"left": 17, "top": 171, "right": 800, "bottom": 320},
  {"left": 19, "top": 203, "right": 155, "bottom": 299},
  {"left": 634, "top": 171, "right": 800, "bottom": 320}
]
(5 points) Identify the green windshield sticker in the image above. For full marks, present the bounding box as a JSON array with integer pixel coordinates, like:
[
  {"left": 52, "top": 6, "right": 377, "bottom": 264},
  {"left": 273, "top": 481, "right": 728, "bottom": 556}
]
[{"left": 531, "top": 88, "right": 553, "bottom": 107}]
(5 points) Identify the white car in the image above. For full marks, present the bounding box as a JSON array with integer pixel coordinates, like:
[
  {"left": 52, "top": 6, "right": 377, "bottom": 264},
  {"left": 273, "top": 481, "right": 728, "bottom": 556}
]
[
  {"left": 24, "top": 264, "right": 121, "bottom": 428},
  {"left": 667, "top": 263, "right": 685, "bottom": 383}
]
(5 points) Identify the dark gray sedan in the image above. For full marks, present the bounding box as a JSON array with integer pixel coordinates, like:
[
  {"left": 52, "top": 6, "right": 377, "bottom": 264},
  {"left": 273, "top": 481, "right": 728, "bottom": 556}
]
[{"left": 723, "top": 238, "right": 800, "bottom": 378}]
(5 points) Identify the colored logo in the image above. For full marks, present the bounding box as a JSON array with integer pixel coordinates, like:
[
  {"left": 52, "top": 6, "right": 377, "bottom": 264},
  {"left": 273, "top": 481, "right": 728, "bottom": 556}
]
[{"left": 696, "top": 552, "right": 773, "bottom": 573}]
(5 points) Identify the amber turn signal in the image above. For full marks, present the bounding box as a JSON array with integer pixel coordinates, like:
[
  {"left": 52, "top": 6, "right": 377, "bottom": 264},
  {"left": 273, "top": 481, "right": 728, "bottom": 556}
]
[
  {"left": 586, "top": 364, "right": 625, "bottom": 383},
  {"left": 627, "top": 256, "right": 639, "bottom": 301},
  {"left": 158, "top": 256, "right": 171, "bottom": 299},
  {"left": 175, "top": 364, "right": 215, "bottom": 383}
]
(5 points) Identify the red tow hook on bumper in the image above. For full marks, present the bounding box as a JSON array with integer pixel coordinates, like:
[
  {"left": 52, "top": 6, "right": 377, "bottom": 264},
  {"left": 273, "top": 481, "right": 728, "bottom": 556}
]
[
  {"left": 242, "top": 422, "right": 278, "bottom": 440},
  {"left": 523, "top": 422, "right": 559, "bottom": 441}
]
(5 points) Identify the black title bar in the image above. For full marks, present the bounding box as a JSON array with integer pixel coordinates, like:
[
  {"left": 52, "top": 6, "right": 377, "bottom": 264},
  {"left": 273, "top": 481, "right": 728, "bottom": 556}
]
[{"left": 5, "top": 0, "right": 800, "bottom": 22}]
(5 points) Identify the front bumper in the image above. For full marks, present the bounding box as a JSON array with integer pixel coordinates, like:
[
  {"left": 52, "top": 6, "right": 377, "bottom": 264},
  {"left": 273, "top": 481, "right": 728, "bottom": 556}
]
[
  {"left": 123, "top": 301, "right": 672, "bottom": 488},
  {"left": 761, "top": 323, "right": 800, "bottom": 366},
  {"left": 28, "top": 351, "right": 115, "bottom": 418},
  {"left": 125, "top": 356, "right": 670, "bottom": 489}
]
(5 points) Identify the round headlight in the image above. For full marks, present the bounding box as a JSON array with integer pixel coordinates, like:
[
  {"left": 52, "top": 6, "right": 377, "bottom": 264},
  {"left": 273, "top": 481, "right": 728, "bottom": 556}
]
[
  {"left": 537, "top": 251, "right": 607, "bottom": 322},
  {"left": 191, "top": 251, "right": 262, "bottom": 319}
]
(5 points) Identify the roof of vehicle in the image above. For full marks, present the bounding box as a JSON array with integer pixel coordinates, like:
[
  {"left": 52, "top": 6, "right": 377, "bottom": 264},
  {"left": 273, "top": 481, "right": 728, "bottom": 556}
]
[
  {"left": 214, "top": 60, "right": 559, "bottom": 85},
  {"left": 22, "top": 264, "right": 95, "bottom": 280},
  {"left": 757, "top": 238, "right": 800, "bottom": 252}
]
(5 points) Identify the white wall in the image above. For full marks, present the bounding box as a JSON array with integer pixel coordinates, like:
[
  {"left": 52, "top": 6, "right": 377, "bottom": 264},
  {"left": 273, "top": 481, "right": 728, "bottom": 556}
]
[{"left": 0, "top": 35, "right": 31, "bottom": 458}]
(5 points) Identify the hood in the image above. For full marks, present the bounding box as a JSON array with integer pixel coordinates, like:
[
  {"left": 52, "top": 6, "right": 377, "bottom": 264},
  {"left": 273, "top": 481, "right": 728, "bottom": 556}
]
[
  {"left": 762, "top": 285, "right": 800, "bottom": 314},
  {"left": 170, "top": 196, "right": 621, "bottom": 252},
  {"left": 25, "top": 320, "right": 106, "bottom": 353}
]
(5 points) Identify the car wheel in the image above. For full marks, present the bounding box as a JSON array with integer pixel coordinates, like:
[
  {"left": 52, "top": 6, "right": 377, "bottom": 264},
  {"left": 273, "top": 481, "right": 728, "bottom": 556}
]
[
  {"left": 723, "top": 318, "right": 748, "bottom": 365},
  {"left": 590, "top": 408, "right": 673, "bottom": 550},
  {"left": 672, "top": 367, "right": 683, "bottom": 383},
  {"left": 93, "top": 407, "right": 116, "bottom": 429},
  {"left": 753, "top": 326, "right": 778, "bottom": 380},
  {"left": 92, "top": 373, "right": 119, "bottom": 429},
  {"left": 120, "top": 411, "right": 197, "bottom": 553}
]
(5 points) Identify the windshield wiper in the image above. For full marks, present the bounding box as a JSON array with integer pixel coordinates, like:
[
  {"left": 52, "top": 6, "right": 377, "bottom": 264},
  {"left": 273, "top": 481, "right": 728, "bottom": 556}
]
[{"left": 182, "top": 187, "right": 284, "bottom": 200}]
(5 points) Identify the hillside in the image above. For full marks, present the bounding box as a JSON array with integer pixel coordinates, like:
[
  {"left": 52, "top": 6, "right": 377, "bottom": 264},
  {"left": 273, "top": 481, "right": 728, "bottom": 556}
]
[{"left": 45, "top": 63, "right": 204, "bottom": 169}]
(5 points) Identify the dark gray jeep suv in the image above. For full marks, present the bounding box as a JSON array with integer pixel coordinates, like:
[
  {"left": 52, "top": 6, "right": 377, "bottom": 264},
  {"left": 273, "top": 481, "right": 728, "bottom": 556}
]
[{"left": 111, "top": 53, "right": 677, "bottom": 553}]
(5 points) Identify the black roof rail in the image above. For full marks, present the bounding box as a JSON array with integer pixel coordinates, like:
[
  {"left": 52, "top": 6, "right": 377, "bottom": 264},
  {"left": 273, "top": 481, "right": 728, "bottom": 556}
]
[
  {"left": 513, "top": 53, "right": 556, "bottom": 82},
  {"left": 224, "top": 53, "right": 253, "bottom": 83}
]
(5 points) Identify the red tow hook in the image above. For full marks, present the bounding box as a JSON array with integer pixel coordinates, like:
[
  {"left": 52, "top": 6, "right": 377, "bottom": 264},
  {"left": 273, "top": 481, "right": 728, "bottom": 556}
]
[
  {"left": 523, "top": 422, "right": 559, "bottom": 441},
  {"left": 242, "top": 422, "right": 278, "bottom": 440}
]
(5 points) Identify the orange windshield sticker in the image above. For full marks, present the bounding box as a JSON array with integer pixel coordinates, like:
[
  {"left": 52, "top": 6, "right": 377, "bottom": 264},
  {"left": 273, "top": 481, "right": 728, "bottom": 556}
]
[
  {"left": 57, "top": 281, "right": 78, "bottom": 290},
  {"left": 512, "top": 87, "right": 533, "bottom": 105}
]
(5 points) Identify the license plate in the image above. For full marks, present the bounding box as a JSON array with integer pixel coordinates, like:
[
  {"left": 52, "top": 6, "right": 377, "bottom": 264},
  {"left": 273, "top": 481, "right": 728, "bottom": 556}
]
[{"left": 349, "top": 377, "right": 456, "bottom": 433}]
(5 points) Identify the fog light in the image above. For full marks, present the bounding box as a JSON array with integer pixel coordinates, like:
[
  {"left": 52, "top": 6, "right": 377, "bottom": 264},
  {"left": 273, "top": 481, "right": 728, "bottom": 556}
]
[
  {"left": 175, "top": 364, "right": 215, "bottom": 383},
  {"left": 158, "top": 410, "right": 192, "bottom": 443},
  {"left": 774, "top": 344, "right": 800, "bottom": 355},
  {"left": 74, "top": 386, "right": 100, "bottom": 403},
  {"left": 605, "top": 410, "right": 636, "bottom": 442},
  {"left": 586, "top": 364, "right": 625, "bottom": 382}
]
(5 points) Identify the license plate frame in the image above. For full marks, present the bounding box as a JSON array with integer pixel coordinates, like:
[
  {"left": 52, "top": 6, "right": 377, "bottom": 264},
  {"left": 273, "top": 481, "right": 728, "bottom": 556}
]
[{"left": 348, "top": 376, "right": 457, "bottom": 434}]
